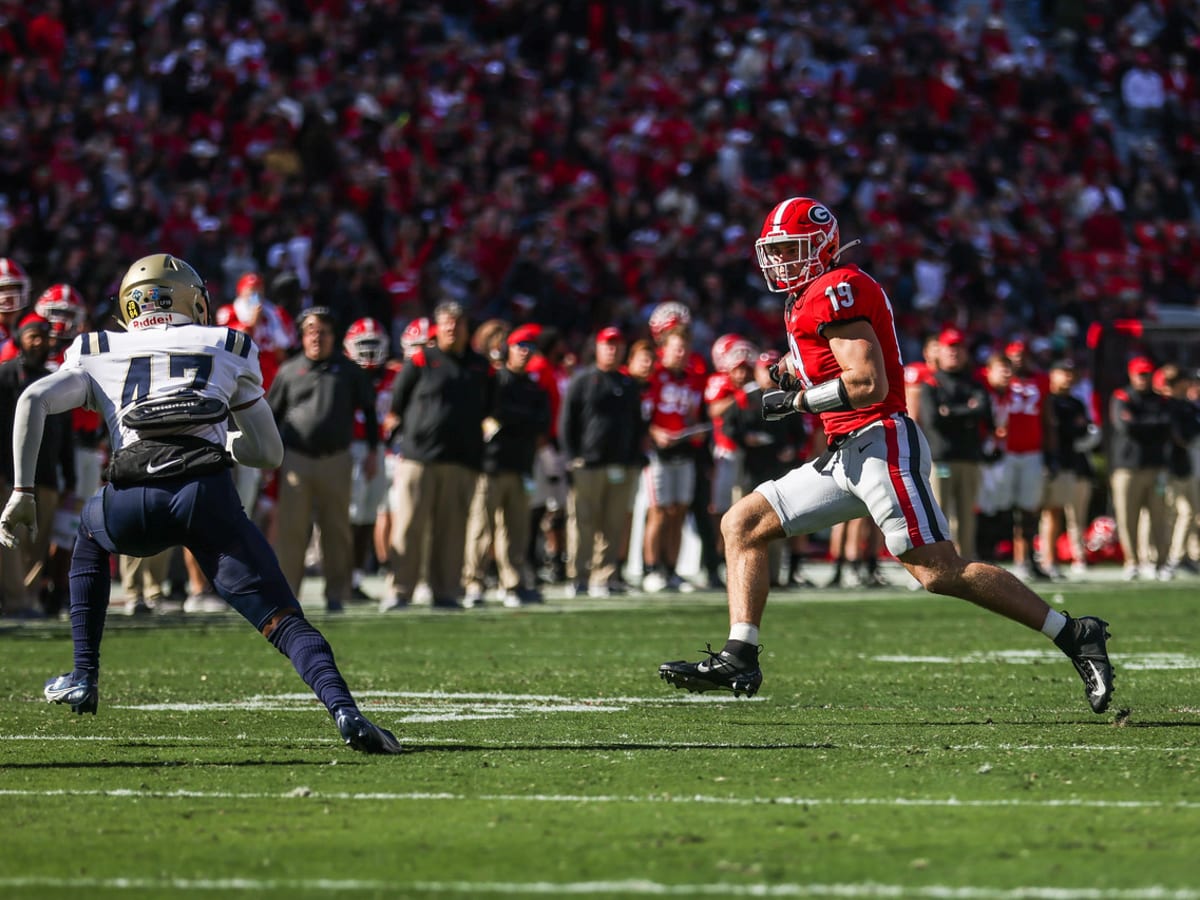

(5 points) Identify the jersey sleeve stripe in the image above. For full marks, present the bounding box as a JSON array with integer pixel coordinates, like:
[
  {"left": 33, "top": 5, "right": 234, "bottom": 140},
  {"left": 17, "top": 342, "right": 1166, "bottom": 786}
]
[
  {"left": 237, "top": 333, "right": 251, "bottom": 358},
  {"left": 223, "top": 329, "right": 238, "bottom": 355},
  {"left": 97, "top": 332, "right": 110, "bottom": 353}
]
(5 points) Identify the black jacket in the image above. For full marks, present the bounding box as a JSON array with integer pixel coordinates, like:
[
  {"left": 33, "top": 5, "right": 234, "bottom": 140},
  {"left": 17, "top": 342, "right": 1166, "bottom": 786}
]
[
  {"left": 559, "top": 365, "right": 645, "bottom": 467},
  {"left": 919, "top": 367, "right": 993, "bottom": 462},
  {"left": 484, "top": 367, "right": 551, "bottom": 475},
  {"left": 1165, "top": 395, "right": 1200, "bottom": 477},
  {"left": 268, "top": 350, "right": 377, "bottom": 457},
  {"left": 1046, "top": 391, "right": 1096, "bottom": 478},
  {"left": 1108, "top": 385, "right": 1171, "bottom": 470},
  {"left": 390, "top": 344, "right": 495, "bottom": 468},
  {"left": 724, "top": 383, "right": 809, "bottom": 485},
  {"left": 0, "top": 356, "right": 75, "bottom": 491}
]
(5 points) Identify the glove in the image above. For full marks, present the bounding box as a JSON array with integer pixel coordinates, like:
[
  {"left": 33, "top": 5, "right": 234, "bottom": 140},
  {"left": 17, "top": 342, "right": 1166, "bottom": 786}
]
[
  {"left": 0, "top": 491, "right": 37, "bottom": 549},
  {"left": 767, "top": 362, "right": 801, "bottom": 392},
  {"left": 763, "top": 390, "right": 801, "bottom": 421}
]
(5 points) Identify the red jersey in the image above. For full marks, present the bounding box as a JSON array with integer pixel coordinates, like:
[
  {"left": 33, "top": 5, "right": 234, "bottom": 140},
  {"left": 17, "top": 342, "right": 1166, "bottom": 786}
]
[
  {"left": 525, "top": 354, "right": 562, "bottom": 439},
  {"left": 784, "top": 264, "right": 906, "bottom": 440},
  {"left": 646, "top": 363, "right": 705, "bottom": 448},
  {"left": 903, "top": 360, "right": 936, "bottom": 390},
  {"left": 704, "top": 371, "right": 740, "bottom": 453},
  {"left": 993, "top": 375, "right": 1046, "bottom": 453},
  {"left": 215, "top": 301, "right": 294, "bottom": 389},
  {"left": 353, "top": 365, "right": 398, "bottom": 442}
]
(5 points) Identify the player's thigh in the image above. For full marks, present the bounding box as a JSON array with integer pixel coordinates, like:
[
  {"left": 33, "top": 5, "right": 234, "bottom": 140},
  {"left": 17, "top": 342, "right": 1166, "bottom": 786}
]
[
  {"left": 754, "top": 459, "right": 863, "bottom": 541},
  {"left": 847, "top": 416, "right": 949, "bottom": 559}
]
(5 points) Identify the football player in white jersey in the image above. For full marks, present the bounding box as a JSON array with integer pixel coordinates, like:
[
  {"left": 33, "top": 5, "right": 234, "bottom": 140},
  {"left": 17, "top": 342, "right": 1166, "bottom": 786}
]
[{"left": 0, "top": 254, "right": 402, "bottom": 753}]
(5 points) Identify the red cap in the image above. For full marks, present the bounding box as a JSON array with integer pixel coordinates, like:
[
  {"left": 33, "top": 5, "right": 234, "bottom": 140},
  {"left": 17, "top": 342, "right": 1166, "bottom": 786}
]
[
  {"left": 938, "top": 327, "right": 965, "bottom": 346},
  {"left": 1128, "top": 356, "right": 1155, "bottom": 375},
  {"left": 236, "top": 273, "right": 262, "bottom": 295},
  {"left": 1152, "top": 368, "right": 1169, "bottom": 391},
  {"left": 508, "top": 323, "right": 542, "bottom": 346},
  {"left": 597, "top": 326, "right": 624, "bottom": 344},
  {"left": 1005, "top": 340, "right": 1026, "bottom": 357},
  {"left": 17, "top": 312, "right": 50, "bottom": 335}
]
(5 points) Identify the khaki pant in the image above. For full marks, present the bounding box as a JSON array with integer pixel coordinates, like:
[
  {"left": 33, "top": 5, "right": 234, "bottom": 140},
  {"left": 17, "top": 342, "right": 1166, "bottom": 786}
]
[
  {"left": 389, "top": 459, "right": 478, "bottom": 602},
  {"left": 1041, "top": 471, "right": 1091, "bottom": 564},
  {"left": 929, "top": 460, "right": 981, "bottom": 559},
  {"left": 463, "top": 471, "right": 530, "bottom": 592},
  {"left": 1164, "top": 474, "right": 1196, "bottom": 565},
  {"left": 272, "top": 448, "right": 353, "bottom": 605},
  {"left": 120, "top": 550, "right": 173, "bottom": 602},
  {"left": 0, "top": 484, "right": 58, "bottom": 613},
  {"left": 1110, "top": 467, "right": 1166, "bottom": 567},
  {"left": 567, "top": 465, "right": 637, "bottom": 588}
]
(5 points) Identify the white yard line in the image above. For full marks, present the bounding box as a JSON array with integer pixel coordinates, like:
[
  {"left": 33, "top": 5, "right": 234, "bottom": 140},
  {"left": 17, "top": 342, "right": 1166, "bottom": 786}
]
[
  {"left": 0, "top": 877, "right": 1195, "bottom": 898},
  {"left": 0, "top": 786, "right": 1197, "bottom": 811}
]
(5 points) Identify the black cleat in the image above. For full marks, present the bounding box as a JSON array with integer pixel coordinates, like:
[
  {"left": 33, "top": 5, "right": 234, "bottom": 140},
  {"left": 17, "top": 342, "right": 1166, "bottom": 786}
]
[
  {"left": 44, "top": 671, "right": 99, "bottom": 715},
  {"left": 335, "top": 708, "right": 405, "bottom": 754},
  {"left": 1053, "top": 615, "right": 1114, "bottom": 714},
  {"left": 659, "top": 644, "right": 763, "bottom": 698}
]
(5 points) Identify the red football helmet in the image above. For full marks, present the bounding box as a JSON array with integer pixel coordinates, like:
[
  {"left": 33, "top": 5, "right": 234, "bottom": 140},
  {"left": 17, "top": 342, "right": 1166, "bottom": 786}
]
[
  {"left": 755, "top": 197, "right": 840, "bottom": 293},
  {"left": 0, "top": 258, "right": 30, "bottom": 313},
  {"left": 711, "top": 333, "right": 740, "bottom": 373},
  {"left": 343, "top": 317, "right": 389, "bottom": 368},
  {"left": 34, "top": 284, "right": 87, "bottom": 342},
  {"left": 401, "top": 316, "right": 432, "bottom": 354},
  {"left": 648, "top": 301, "right": 692, "bottom": 342}
]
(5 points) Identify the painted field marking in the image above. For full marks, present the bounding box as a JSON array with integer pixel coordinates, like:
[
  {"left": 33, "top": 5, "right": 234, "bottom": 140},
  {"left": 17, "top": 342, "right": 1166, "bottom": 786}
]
[
  {"left": 0, "top": 877, "right": 1196, "bottom": 898},
  {"left": 872, "top": 651, "right": 1200, "bottom": 670},
  {"left": 1, "top": 787, "right": 1198, "bottom": 811}
]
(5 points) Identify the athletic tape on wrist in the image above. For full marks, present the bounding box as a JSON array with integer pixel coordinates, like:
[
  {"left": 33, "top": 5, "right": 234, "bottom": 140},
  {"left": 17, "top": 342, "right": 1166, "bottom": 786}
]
[{"left": 800, "top": 377, "right": 853, "bottom": 413}]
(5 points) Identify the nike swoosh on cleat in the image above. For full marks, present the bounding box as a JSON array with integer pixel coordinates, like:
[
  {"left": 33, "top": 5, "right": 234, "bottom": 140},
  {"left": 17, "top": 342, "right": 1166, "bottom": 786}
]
[{"left": 1087, "top": 661, "right": 1108, "bottom": 698}]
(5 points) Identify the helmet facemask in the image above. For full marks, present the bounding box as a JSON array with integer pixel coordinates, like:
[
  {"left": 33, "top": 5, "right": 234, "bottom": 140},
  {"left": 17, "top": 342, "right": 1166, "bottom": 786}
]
[{"left": 755, "top": 233, "right": 829, "bottom": 294}]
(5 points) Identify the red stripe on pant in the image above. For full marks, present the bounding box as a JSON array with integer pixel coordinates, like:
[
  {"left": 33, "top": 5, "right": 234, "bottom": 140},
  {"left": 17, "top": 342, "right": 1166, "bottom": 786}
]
[{"left": 883, "top": 417, "right": 924, "bottom": 547}]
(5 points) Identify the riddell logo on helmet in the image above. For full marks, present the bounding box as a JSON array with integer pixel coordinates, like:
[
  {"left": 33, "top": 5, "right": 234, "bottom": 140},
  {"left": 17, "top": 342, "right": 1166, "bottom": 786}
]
[{"left": 129, "top": 313, "right": 178, "bottom": 329}]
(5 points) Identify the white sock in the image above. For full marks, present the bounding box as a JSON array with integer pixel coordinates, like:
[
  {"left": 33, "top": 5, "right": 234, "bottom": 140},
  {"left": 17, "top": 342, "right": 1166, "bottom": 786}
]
[
  {"left": 1041, "top": 609, "right": 1067, "bottom": 640},
  {"left": 728, "top": 622, "right": 759, "bottom": 646}
]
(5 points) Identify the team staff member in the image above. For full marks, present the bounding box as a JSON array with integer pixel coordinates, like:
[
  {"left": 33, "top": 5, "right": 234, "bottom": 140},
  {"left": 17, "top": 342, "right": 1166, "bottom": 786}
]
[
  {"left": 659, "top": 197, "right": 1113, "bottom": 717},
  {"left": 1109, "top": 356, "right": 1172, "bottom": 581},
  {"left": 559, "top": 327, "right": 646, "bottom": 598},
  {"left": 386, "top": 300, "right": 494, "bottom": 609},
  {"left": 267, "top": 306, "right": 378, "bottom": 611},
  {"left": 1040, "top": 359, "right": 1100, "bottom": 578},
  {"left": 0, "top": 314, "right": 74, "bottom": 617},
  {"left": 462, "top": 324, "right": 551, "bottom": 607},
  {"left": 918, "top": 327, "right": 992, "bottom": 560}
]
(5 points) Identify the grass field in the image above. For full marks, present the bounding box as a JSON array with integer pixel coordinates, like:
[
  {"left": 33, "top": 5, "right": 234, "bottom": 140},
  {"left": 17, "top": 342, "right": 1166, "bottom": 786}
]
[{"left": 2, "top": 571, "right": 1199, "bottom": 899}]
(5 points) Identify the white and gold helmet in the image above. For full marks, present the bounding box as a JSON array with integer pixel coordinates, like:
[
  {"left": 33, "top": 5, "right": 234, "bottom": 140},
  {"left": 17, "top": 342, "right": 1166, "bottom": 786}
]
[{"left": 116, "top": 254, "right": 211, "bottom": 330}]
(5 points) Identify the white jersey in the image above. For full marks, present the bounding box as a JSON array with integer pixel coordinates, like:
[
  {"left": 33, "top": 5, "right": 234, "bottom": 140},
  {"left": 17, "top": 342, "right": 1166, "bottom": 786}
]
[{"left": 60, "top": 324, "right": 264, "bottom": 454}]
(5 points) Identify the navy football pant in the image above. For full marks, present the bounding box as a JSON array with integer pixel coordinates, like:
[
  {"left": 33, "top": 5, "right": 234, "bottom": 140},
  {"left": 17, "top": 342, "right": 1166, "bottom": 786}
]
[{"left": 68, "top": 472, "right": 355, "bottom": 714}]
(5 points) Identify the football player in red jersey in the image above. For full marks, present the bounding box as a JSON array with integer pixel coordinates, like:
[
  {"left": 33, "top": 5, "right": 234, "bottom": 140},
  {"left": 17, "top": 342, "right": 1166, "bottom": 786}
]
[
  {"left": 641, "top": 328, "right": 708, "bottom": 592},
  {"left": 660, "top": 197, "right": 1114, "bottom": 715}
]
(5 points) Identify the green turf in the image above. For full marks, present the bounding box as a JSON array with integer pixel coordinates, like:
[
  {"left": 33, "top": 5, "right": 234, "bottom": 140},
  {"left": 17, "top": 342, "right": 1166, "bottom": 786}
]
[{"left": 2, "top": 578, "right": 1199, "bottom": 899}]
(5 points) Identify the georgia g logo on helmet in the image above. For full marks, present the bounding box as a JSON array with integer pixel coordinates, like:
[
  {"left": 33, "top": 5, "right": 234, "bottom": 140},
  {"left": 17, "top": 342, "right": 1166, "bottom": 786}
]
[{"left": 754, "top": 197, "right": 841, "bottom": 295}]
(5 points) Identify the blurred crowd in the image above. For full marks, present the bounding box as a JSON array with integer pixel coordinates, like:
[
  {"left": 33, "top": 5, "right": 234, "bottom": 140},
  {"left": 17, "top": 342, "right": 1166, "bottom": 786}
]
[{"left": 3, "top": 0, "right": 1200, "bottom": 614}]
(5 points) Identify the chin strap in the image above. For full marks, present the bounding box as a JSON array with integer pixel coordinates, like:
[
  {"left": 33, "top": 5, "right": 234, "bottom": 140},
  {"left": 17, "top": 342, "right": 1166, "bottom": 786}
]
[{"left": 831, "top": 239, "right": 863, "bottom": 264}]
